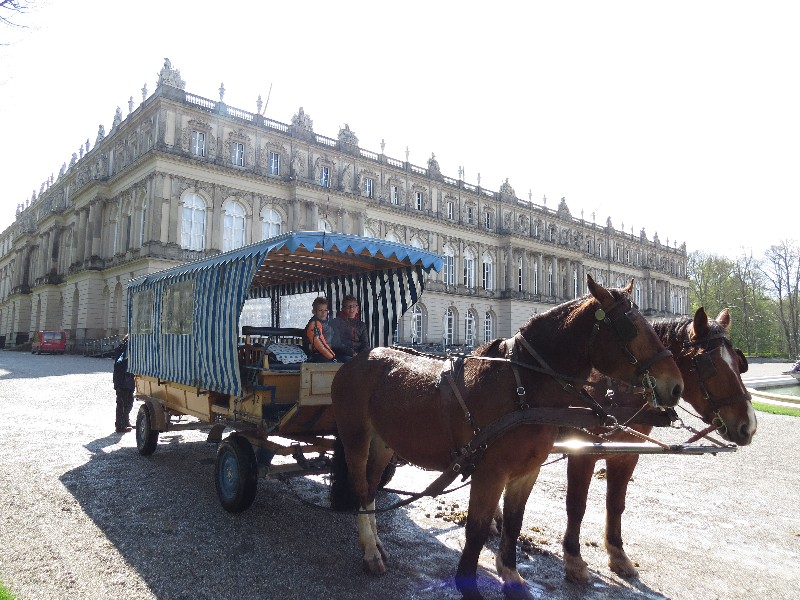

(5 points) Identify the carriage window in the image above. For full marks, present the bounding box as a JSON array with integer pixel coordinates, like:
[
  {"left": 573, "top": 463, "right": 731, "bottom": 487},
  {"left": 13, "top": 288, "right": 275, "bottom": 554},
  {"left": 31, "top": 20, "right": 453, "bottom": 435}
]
[
  {"left": 161, "top": 280, "right": 195, "bottom": 335},
  {"left": 131, "top": 289, "right": 154, "bottom": 334}
]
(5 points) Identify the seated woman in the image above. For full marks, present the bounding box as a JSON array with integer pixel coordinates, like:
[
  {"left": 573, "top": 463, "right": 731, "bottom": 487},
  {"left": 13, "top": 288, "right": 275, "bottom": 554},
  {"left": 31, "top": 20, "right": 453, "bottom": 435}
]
[
  {"left": 331, "top": 295, "right": 371, "bottom": 362},
  {"left": 305, "top": 296, "right": 336, "bottom": 363}
]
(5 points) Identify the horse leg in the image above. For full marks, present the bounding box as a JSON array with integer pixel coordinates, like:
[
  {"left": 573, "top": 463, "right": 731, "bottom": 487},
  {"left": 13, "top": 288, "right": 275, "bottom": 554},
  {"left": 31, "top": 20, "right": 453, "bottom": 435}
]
[
  {"left": 489, "top": 502, "right": 504, "bottom": 536},
  {"left": 356, "top": 500, "right": 386, "bottom": 575},
  {"left": 496, "top": 470, "right": 540, "bottom": 600},
  {"left": 604, "top": 455, "right": 640, "bottom": 578},
  {"left": 562, "top": 455, "right": 597, "bottom": 583},
  {"left": 455, "top": 472, "right": 506, "bottom": 600},
  {"left": 366, "top": 442, "right": 395, "bottom": 564}
]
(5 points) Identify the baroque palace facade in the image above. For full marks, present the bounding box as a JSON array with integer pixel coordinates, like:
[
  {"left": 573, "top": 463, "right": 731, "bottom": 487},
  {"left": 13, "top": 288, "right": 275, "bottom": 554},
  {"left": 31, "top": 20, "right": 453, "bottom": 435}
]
[{"left": 0, "top": 60, "right": 688, "bottom": 351}]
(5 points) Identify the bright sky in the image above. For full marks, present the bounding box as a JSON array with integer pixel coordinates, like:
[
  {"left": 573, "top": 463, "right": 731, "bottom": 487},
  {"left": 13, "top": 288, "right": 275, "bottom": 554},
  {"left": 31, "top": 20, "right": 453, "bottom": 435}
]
[{"left": 1, "top": 1, "right": 797, "bottom": 260}]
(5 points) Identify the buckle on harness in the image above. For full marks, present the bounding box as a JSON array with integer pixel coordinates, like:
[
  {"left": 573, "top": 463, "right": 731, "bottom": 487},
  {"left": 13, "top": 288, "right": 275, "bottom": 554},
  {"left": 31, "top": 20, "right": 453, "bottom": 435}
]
[{"left": 516, "top": 386, "right": 526, "bottom": 396}]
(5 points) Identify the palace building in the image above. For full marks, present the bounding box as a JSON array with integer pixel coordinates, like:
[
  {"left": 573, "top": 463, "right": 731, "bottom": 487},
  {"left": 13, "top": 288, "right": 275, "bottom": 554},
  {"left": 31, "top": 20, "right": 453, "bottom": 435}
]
[{"left": 0, "top": 60, "right": 688, "bottom": 351}]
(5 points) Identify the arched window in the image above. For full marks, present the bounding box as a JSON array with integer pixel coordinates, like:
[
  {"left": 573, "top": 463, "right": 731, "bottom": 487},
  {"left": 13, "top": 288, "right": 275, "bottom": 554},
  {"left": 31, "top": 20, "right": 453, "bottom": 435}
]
[
  {"left": 444, "top": 308, "right": 455, "bottom": 346},
  {"left": 463, "top": 248, "right": 475, "bottom": 288},
  {"left": 484, "top": 311, "right": 493, "bottom": 343},
  {"left": 410, "top": 304, "right": 423, "bottom": 343},
  {"left": 318, "top": 218, "right": 332, "bottom": 232},
  {"left": 464, "top": 311, "right": 475, "bottom": 347},
  {"left": 384, "top": 231, "right": 399, "bottom": 242},
  {"left": 482, "top": 254, "right": 493, "bottom": 290},
  {"left": 223, "top": 200, "right": 246, "bottom": 252},
  {"left": 261, "top": 207, "right": 282, "bottom": 240},
  {"left": 443, "top": 245, "right": 455, "bottom": 285},
  {"left": 180, "top": 193, "right": 206, "bottom": 251}
]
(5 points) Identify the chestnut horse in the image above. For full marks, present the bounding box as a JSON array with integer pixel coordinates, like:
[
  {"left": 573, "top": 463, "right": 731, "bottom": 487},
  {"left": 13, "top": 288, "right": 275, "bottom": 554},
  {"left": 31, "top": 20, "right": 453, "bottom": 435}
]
[
  {"left": 561, "top": 307, "right": 757, "bottom": 583},
  {"left": 330, "top": 276, "right": 684, "bottom": 600}
]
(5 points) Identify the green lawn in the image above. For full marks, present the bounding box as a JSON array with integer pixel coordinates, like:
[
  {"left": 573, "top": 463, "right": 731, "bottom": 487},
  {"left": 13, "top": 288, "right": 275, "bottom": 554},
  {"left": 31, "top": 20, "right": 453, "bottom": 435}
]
[
  {"left": 753, "top": 401, "right": 800, "bottom": 418},
  {"left": 0, "top": 582, "right": 16, "bottom": 600}
]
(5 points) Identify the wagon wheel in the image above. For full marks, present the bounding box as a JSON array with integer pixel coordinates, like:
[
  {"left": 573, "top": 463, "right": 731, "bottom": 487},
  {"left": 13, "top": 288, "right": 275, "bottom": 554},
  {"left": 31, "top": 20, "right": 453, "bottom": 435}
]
[
  {"left": 135, "top": 404, "right": 159, "bottom": 456},
  {"left": 215, "top": 435, "right": 258, "bottom": 513}
]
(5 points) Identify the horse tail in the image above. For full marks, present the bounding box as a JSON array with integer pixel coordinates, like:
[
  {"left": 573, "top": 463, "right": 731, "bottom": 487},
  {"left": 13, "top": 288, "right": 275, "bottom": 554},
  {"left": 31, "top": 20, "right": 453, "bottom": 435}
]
[{"left": 329, "top": 435, "right": 359, "bottom": 512}]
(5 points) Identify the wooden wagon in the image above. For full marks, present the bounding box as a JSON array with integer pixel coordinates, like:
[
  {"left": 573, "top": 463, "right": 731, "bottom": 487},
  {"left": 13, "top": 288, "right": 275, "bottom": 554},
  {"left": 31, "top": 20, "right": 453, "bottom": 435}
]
[{"left": 127, "top": 231, "right": 442, "bottom": 512}]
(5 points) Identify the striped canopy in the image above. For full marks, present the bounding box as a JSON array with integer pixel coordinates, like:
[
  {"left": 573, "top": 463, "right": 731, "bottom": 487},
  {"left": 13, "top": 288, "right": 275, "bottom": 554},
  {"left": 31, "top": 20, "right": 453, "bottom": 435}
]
[{"left": 126, "top": 232, "right": 443, "bottom": 396}]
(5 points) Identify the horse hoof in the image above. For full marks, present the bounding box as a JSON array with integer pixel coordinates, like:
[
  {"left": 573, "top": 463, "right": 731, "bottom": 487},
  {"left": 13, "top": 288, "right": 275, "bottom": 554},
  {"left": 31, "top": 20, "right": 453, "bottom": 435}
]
[
  {"left": 362, "top": 556, "right": 386, "bottom": 576},
  {"left": 607, "top": 547, "right": 638, "bottom": 578},
  {"left": 501, "top": 581, "right": 535, "bottom": 600},
  {"left": 564, "top": 554, "right": 591, "bottom": 584},
  {"left": 377, "top": 541, "right": 390, "bottom": 563}
]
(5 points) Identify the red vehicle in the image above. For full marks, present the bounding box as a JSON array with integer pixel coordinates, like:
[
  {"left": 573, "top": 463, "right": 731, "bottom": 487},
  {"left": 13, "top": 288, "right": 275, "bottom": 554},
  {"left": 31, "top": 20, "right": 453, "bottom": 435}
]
[{"left": 31, "top": 330, "right": 67, "bottom": 354}]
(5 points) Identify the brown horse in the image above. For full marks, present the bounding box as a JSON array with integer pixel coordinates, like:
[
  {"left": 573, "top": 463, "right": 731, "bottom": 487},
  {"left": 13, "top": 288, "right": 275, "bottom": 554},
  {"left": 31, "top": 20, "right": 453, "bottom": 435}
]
[
  {"left": 330, "top": 276, "right": 684, "bottom": 600},
  {"left": 561, "top": 307, "right": 757, "bottom": 583}
]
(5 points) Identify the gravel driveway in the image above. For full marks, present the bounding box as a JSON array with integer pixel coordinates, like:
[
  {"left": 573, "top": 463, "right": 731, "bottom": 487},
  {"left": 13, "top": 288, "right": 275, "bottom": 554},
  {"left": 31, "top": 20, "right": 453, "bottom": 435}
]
[{"left": 0, "top": 351, "right": 798, "bottom": 600}]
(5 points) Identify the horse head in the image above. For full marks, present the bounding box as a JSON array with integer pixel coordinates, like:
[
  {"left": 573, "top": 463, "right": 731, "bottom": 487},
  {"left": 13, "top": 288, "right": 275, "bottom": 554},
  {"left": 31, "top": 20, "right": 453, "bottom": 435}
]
[
  {"left": 585, "top": 275, "right": 684, "bottom": 407},
  {"left": 671, "top": 307, "right": 757, "bottom": 445}
]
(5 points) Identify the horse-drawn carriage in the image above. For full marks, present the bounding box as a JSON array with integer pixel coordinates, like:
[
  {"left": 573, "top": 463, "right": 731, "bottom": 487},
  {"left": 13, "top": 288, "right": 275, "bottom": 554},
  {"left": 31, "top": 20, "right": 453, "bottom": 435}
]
[
  {"left": 127, "top": 231, "right": 756, "bottom": 600},
  {"left": 128, "top": 231, "right": 442, "bottom": 512}
]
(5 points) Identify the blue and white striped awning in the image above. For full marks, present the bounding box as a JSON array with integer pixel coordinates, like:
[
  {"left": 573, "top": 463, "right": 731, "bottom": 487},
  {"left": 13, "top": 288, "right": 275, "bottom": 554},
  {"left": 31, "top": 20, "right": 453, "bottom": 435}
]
[{"left": 127, "top": 232, "right": 442, "bottom": 396}]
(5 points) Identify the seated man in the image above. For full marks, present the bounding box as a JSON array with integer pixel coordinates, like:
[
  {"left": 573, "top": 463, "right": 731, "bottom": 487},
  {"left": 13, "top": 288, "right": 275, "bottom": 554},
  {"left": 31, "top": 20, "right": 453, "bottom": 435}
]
[
  {"left": 331, "top": 295, "right": 371, "bottom": 362},
  {"left": 305, "top": 296, "right": 336, "bottom": 363}
]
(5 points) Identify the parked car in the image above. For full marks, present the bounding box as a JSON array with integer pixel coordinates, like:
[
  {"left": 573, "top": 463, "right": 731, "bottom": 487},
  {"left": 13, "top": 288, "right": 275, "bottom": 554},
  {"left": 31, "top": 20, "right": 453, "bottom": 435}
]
[{"left": 31, "top": 330, "right": 67, "bottom": 355}]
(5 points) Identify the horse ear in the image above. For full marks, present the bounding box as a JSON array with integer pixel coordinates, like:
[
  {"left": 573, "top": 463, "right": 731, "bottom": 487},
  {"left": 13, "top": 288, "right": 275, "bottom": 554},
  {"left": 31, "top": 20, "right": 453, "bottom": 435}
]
[
  {"left": 586, "top": 274, "right": 612, "bottom": 305},
  {"left": 623, "top": 278, "right": 634, "bottom": 294},
  {"left": 716, "top": 308, "right": 731, "bottom": 331},
  {"left": 692, "top": 307, "right": 709, "bottom": 339}
]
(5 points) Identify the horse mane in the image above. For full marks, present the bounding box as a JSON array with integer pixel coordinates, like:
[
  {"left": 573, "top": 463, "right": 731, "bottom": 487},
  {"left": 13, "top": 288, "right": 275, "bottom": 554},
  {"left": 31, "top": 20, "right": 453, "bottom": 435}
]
[{"left": 651, "top": 312, "right": 727, "bottom": 348}]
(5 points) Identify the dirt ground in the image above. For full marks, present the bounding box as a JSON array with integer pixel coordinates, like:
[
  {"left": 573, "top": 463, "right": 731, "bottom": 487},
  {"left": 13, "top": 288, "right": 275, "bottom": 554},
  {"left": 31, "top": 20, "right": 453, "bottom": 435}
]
[{"left": 0, "top": 351, "right": 798, "bottom": 600}]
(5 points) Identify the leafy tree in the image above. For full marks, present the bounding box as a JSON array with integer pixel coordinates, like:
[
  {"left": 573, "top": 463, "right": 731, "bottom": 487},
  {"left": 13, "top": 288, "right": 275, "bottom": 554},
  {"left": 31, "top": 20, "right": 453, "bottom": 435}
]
[{"left": 761, "top": 240, "right": 800, "bottom": 358}]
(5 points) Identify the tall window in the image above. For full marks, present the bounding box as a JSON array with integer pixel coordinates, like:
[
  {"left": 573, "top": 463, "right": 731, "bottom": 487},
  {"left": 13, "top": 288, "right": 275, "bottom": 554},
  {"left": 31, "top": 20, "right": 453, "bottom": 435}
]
[
  {"left": 447, "top": 201, "right": 454, "bottom": 219},
  {"left": 232, "top": 142, "right": 245, "bottom": 166},
  {"left": 484, "top": 211, "right": 492, "bottom": 229},
  {"left": 319, "top": 166, "right": 330, "bottom": 188},
  {"left": 597, "top": 241, "right": 604, "bottom": 258},
  {"left": 463, "top": 249, "right": 475, "bottom": 288},
  {"left": 261, "top": 207, "right": 281, "bottom": 240},
  {"left": 573, "top": 269, "right": 579, "bottom": 298},
  {"left": 533, "top": 264, "right": 539, "bottom": 294},
  {"left": 444, "top": 308, "right": 455, "bottom": 345},
  {"left": 180, "top": 193, "right": 206, "bottom": 251},
  {"left": 518, "top": 257, "right": 523, "bottom": 292},
  {"left": 635, "top": 282, "right": 642, "bottom": 307},
  {"left": 364, "top": 177, "right": 373, "bottom": 198},
  {"left": 415, "top": 191, "right": 423, "bottom": 210},
  {"left": 191, "top": 131, "right": 205, "bottom": 157},
  {"left": 484, "top": 312, "right": 493, "bottom": 343},
  {"left": 391, "top": 185, "right": 400, "bottom": 205},
  {"left": 482, "top": 254, "right": 493, "bottom": 290},
  {"left": 269, "top": 151, "right": 280, "bottom": 175},
  {"left": 223, "top": 200, "right": 246, "bottom": 251},
  {"left": 139, "top": 201, "right": 147, "bottom": 246},
  {"left": 547, "top": 263, "right": 553, "bottom": 296},
  {"left": 464, "top": 311, "right": 475, "bottom": 347},
  {"left": 443, "top": 247, "right": 455, "bottom": 285},
  {"left": 410, "top": 304, "right": 423, "bottom": 343},
  {"left": 466, "top": 206, "right": 474, "bottom": 225}
]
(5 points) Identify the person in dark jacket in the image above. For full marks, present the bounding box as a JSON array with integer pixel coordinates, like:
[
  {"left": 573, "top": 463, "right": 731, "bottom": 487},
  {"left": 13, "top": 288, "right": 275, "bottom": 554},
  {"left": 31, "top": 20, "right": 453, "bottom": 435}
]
[
  {"left": 331, "top": 295, "right": 370, "bottom": 362},
  {"left": 113, "top": 334, "right": 135, "bottom": 433}
]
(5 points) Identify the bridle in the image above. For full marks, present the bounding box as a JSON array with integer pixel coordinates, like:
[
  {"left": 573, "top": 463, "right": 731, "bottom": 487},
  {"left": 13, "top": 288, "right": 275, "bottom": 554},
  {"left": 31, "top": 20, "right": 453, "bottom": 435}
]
[
  {"left": 680, "top": 330, "right": 752, "bottom": 436},
  {"left": 586, "top": 293, "right": 674, "bottom": 405}
]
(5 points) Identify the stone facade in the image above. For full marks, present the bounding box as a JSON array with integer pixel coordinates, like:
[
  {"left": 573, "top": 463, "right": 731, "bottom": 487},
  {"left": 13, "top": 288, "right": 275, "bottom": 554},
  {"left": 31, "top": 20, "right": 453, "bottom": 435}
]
[{"left": 0, "top": 60, "right": 688, "bottom": 351}]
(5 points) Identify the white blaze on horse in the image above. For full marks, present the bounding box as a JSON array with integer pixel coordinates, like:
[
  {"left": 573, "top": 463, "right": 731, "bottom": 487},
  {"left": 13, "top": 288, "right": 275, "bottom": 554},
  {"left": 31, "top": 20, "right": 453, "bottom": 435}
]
[{"left": 330, "top": 276, "right": 684, "bottom": 600}]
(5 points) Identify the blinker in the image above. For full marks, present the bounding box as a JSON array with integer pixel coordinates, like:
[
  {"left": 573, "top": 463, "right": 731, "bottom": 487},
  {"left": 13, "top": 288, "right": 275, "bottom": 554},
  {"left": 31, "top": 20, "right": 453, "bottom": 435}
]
[
  {"left": 611, "top": 310, "right": 638, "bottom": 342},
  {"left": 695, "top": 352, "right": 717, "bottom": 380},
  {"left": 735, "top": 348, "right": 748, "bottom": 373}
]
